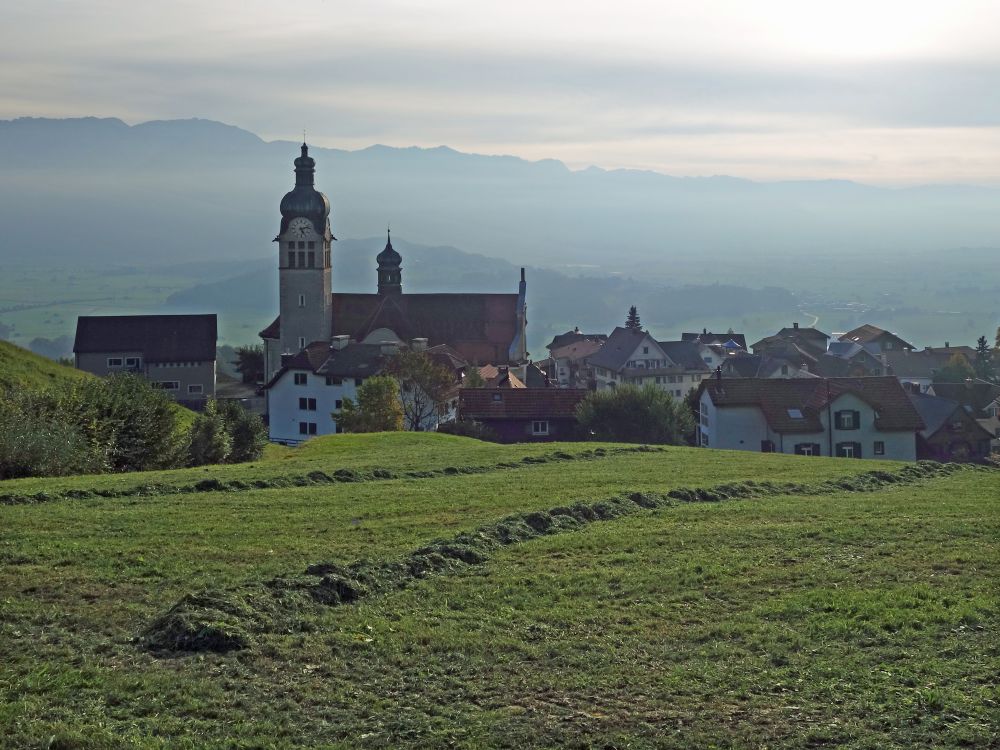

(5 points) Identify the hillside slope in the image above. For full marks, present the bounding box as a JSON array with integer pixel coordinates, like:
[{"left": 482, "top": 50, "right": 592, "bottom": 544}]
[
  {"left": 0, "top": 339, "right": 88, "bottom": 391},
  {"left": 1, "top": 434, "right": 995, "bottom": 748}
]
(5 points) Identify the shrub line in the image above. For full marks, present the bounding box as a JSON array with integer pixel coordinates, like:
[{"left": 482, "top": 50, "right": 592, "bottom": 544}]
[
  {"left": 0, "top": 445, "right": 660, "bottom": 506},
  {"left": 140, "top": 460, "right": 978, "bottom": 655}
]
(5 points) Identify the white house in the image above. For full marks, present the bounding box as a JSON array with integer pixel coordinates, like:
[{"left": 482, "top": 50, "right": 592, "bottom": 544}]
[
  {"left": 265, "top": 334, "right": 464, "bottom": 444},
  {"left": 587, "top": 327, "right": 711, "bottom": 398},
  {"left": 697, "top": 375, "right": 923, "bottom": 460}
]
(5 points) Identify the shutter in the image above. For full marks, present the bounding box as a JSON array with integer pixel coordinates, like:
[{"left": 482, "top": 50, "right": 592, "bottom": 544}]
[
  {"left": 853, "top": 410, "right": 861, "bottom": 430},
  {"left": 834, "top": 411, "right": 843, "bottom": 429},
  {"left": 854, "top": 442, "right": 862, "bottom": 458},
  {"left": 813, "top": 443, "right": 822, "bottom": 456}
]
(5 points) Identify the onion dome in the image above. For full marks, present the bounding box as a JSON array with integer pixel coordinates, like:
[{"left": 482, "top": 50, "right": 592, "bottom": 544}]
[{"left": 278, "top": 143, "right": 331, "bottom": 237}]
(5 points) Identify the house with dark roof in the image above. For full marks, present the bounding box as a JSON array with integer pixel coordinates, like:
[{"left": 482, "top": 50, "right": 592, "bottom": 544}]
[
  {"left": 697, "top": 376, "right": 923, "bottom": 460},
  {"left": 883, "top": 348, "right": 975, "bottom": 392},
  {"left": 838, "top": 324, "right": 915, "bottom": 354},
  {"left": 930, "top": 379, "right": 1000, "bottom": 449},
  {"left": 586, "top": 327, "right": 712, "bottom": 398},
  {"left": 907, "top": 392, "right": 994, "bottom": 462},
  {"left": 751, "top": 322, "right": 830, "bottom": 358},
  {"left": 546, "top": 338, "right": 605, "bottom": 388},
  {"left": 73, "top": 314, "right": 217, "bottom": 405},
  {"left": 266, "top": 336, "right": 466, "bottom": 443},
  {"left": 259, "top": 146, "right": 527, "bottom": 383},
  {"left": 720, "top": 352, "right": 818, "bottom": 379},
  {"left": 681, "top": 329, "right": 748, "bottom": 351},
  {"left": 458, "top": 388, "right": 588, "bottom": 443},
  {"left": 545, "top": 328, "right": 607, "bottom": 353}
]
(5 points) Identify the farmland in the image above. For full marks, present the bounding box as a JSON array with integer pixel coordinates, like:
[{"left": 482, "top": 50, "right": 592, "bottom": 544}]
[{"left": 0, "top": 434, "right": 996, "bottom": 748}]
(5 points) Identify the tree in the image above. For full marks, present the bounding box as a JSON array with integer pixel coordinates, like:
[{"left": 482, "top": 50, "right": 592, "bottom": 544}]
[
  {"left": 625, "top": 305, "right": 641, "bottom": 330},
  {"left": 217, "top": 399, "right": 268, "bottom": 462},
  {"left": 974, "top": 335, "right": 996, "bottom": 383},
  {"left": 232, "top": 345, "right": 265, "bottom": 384},
  {"left": 462, "top": 367, "right": 486, "bottom": 388},
  {"left": 576, "top": 384, "right": 694, "bottom": 444},
  {"left": 336, "top": 375, "right": 404, "bottom": 433},
  {"left": 383, "top": 351, "right": 455, "bottom": 431},
  {"left": 188, "top": 400, "right": 232, "bottom": 465},
  {"left": 933, "top": 353, "right": 976, "bottom": 384}
]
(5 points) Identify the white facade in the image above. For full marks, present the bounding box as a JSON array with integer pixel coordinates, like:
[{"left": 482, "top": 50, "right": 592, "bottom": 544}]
[
  {"left": 699, "top": 390, "right": 917, "bottom": 461},
  {"left": 267, "top": 367, "right": 363, "bottom": 444}
]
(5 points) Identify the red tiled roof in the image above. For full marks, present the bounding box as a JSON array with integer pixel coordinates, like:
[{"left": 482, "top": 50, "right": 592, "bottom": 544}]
[
  {"left": 701, "top": 376, "right": 923, "bottom": 433},
  {"left": 459, "top": 388, "right": 588, "bottom": 420}
]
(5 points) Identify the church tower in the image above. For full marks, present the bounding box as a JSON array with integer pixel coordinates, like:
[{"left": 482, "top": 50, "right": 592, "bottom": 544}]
[
  {"left": 276, "top": 143, "right": 333, "bottom": 357},
  {"left": 376, "top": 228, "right": 402, "bottom": 295}
]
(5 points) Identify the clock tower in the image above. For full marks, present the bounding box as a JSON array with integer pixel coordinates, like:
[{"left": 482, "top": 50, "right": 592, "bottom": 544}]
[{"left": 275, "top": 143, "right": 333, "bottom": 360}]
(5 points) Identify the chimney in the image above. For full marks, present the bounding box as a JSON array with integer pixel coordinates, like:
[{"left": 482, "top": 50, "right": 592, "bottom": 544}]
[
  {"left": 280, "top": 353, "right": 294, "bottom": 367},
  {"left": 945, "top": 341, "right": 950, "bottom": 348},
  {"left": 330, "top": 335, "right": 350, "bottom": 351},
  {"left": 715, "top": 365, "right": 722, "bottom": 381},
  {"left": 411, "top": 337, "right": 428, "bottom": 352},
  {"left": 703, "top": 327, "right": 708, "bottom": 335},
  {"left": 793, "top": 322, "right": 799, "bottom": 329},
  {"left": 380, "top": 340, "right": 399, "bottom": 356}
]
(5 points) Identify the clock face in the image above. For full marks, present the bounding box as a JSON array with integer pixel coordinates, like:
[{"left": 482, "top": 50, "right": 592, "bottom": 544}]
[{"left": 289, "top": 217, "right": 312, "bottom": 238}]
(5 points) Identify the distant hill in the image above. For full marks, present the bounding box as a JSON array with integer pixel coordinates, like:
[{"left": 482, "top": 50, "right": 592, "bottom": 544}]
[
  {"left": 0, "top": 340, "right": 89, "bottom": 391},
  {"left": 2, "top": 117, "right": 1000, "bottom": 282}
]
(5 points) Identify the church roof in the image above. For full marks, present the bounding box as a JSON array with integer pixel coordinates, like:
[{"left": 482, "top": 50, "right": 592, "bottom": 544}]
[{"left": 74, "top": 314, "right": 217, "bottom": 363}]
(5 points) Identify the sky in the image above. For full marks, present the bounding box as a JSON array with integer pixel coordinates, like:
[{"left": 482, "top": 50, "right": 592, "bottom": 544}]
[{"left": 2, "top": 0, "right": 1000, "bottom": 184}]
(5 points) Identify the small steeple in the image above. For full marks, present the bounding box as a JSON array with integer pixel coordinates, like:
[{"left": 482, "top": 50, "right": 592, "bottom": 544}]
[{"left": 376, "top": 225, "right": 402, "bottom": 295}]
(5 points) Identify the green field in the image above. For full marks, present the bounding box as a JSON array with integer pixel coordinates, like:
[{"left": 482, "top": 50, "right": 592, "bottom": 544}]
[{"left": 0, "top": 434, "right": 996, "bottom": 748}]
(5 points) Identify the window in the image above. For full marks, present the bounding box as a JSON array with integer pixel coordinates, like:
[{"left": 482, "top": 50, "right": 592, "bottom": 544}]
[
  {"left": 761, "top": 440, "right": 775, "bottom": 453},
  {"left": 874, "top": 441, "right": 885, "bottom": 456},
  {"left": 288, "top": 251, "right": 296, "bottom": 268},
  {"left": 355, "top": 378, "right": 363, "bottom": 386},
  {"left": 287, "top": 241, "right": 294, "bottom": 250},
  {"left": 155, "top": 381, "right": 179, "bottom": 390},
  {"left": 835, "top": 410, "right": 860, "bottom": 430},
  {"left": 643, "top": 346, "right": 649, "bottom": 354},
  {"left": 298, "top": 251, "right": 306, "bottom": 267},
  {"left": 795, "top": 443, "right": 820, "bottom": 456},
  {"left": 326, "top": 376, "right": 342, "bottom": 386},
  {"left": 298, "top": 294, "right": 305, "bottom": 308},
  {"left": 334, "top": 399, "right": 342, "bottom": 410},
  {"left": 298, "top": 422, "right": 318, "bottom": 436},
  {"left": 298, "top": 337, "right": 305, "bottom": 350},
  {"left": 125, "top": 357, "right": 141, "bottom": 368},
  {"left": 107, "top": 357, "right": 123, "bottom": 367},
  {"left": 787, "top": 408, "right": 803, "bottom": 419},
  {"left": 492, "top": 393, "right": 502, "bottom": 401},
  {"left": 307, "top": 252, "right": 315, "bottom": 267},
  {"left": 836, "top": 442, "right": 861, "bottom": 458},
  {"left": 532, "top": 420, "right": 550, "bottom": 436},
  {"left": 298, "top": 397, "right": 317, "bottom": 411},
  {"left": 294, "top": 372, "right": 308, "bottom": 386},
  {"left": 307, "top": 241, "right": 315, "bottom": 250},
  {"left": 781, "top": 365, "right": 789, "bottom": 375},
  {"left": 188, "top": 384, "right": 203, "bottom": 395},
  {"left": 297, "top": 241, "right": 305, "bottom": 250}
]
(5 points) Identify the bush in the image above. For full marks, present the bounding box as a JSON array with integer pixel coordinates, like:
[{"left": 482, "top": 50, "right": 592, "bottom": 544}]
[
  {"left": 217, "top": 399, "right": 267, "bottom": 462},
  {"left": 0, "top": 414, "right": 105, "bottom": 479},
  {"left": 188, "top": 401, "right": 232, "bottom": 466},
  {"left": 337, "top": 376, "right": 404, "bottom": 433},
  {"left": 576, "top": 384, "right": 694, "bottom": 444}
]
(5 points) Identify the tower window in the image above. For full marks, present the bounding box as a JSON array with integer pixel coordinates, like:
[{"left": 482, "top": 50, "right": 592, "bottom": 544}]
[
  {"left": 287, "top": 242, "right": 294, "bottom": 250},
  {"left": 298, "top": 251, "right": 305, "bottom": 267},
  {"left": 307, "top": 241, "right": 315, "bottom": 250},
  {"left": 307, "top": 252, "right": 315, "bottom": 268},
  {"left": 288, "top": 252, "right": 296, "bottom": 268},
  {"left": 297, "top": 241, "right": 305, "bottom": 250},
  {"left": 298, "top": 294, "right": 305, "bottom": 307}
]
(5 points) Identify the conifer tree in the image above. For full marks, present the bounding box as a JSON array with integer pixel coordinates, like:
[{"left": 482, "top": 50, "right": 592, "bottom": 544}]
[{"left": 625, "top": 305, "right": 641, "bottom": 330}]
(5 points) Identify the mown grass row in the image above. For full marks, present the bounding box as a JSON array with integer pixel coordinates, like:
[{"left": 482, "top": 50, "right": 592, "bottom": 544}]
[
  {"left": 143, "top": 460, "right": 970, "bottom": 655},
  {"left": 0, "top": 445, "right": 659, "bottom": 506}
]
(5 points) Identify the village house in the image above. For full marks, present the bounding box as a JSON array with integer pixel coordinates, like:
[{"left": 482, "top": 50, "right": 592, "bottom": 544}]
[
  {"left": 751, "top": 322, "right": 830, "bottom": 358},
  {"left": 457, "top": 388, "right": 588, "bottom": 442},
  {"left": 930, "top": 379, "right": 1000, "bottom": 450},
  {"left": 697, "top": 375, "right": 923, "bottom": 460},
  {"left": 266, "top": 335, "right": 465, "bottom": 444},
  {"left": 819, "top": 341, "right": 886, "bottom": 377},
  {"left": 587, "top": 327, "right": 710, "bottom": 398},
  {"left": 545, "top": 338, "right": 604, "bottom": 388},
  {"left": 907, "top": 391, "right": 994, "bottom": 462},
  {"left": 883, "top": 347, "right": 975, "bottom": 393},
  {"left": 73, "top": 314, "right": 217, "bottom": 406},
  {"left": 837, "top": 324, "right": 915, "bottom": 354}
]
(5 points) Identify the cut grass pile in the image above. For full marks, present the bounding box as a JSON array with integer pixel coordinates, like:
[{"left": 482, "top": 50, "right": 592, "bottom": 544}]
[{"left": 0, "top": 433, "right": 996, "bottom": 749}]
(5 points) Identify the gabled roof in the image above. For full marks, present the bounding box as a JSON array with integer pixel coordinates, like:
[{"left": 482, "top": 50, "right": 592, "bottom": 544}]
[
  {"left": 908, "top": 392, "right": 994, "bottom": 440},
  {"left": 701, "top": 376, "right": 923, "bottom": 433},
  {"left": 74, "top": 314, "right": 216, "bottom": 363},
  {"left": 587, "top": 327, "right": 661, "bottom": 371},
  {"left": 751, "top": 325, "right": 830, "bottom": 356},
  {"left": 459, "top": 388, "right": 588, "bottom": 420},
  {"left": 839, "top": 324, "right": 915, "bottom": 350},
  {"left": 657, "top": 341, "right": 711, "bottom": 371},
  {"left": 931, "top": 380, "right": 1000, "bottom": 414},
  {"left": 681, "top": 331, "right": 747, "bottom": 349},
  {"left": 549, "top": 338, "right": 604, "bottom": 362},
  {"left": 546, "top": 330, "right": 607, "bottom": 351},
  {"left": 883, "top": 348, "right": 960, "bottom": 379}
]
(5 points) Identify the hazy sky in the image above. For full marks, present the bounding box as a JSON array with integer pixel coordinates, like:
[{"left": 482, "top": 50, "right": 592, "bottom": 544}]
[{"left": 3, "top": 0, "right": 1000, "bottom": 184}]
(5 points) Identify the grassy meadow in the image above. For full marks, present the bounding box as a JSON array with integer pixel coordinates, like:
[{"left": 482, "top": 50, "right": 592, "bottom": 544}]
[{"left": 0, "top": 434, "right": 996, "bottom": 748}]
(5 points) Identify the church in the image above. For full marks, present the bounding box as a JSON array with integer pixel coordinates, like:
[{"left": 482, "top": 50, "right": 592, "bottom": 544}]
[
  {"left": 259, "top": 143, "right": 527, "bottom": 382},
  {"left": 259, "top": 143, "right": 528, "bottom": 439}
]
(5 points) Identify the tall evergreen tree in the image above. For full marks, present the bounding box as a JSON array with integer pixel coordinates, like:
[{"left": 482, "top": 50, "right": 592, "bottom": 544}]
[
  {"left": 625, "top": 305, "right": 641, "bottom": 330},
  {"left": 974, "top": 335, "right": 996, "bottom": 382}
]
